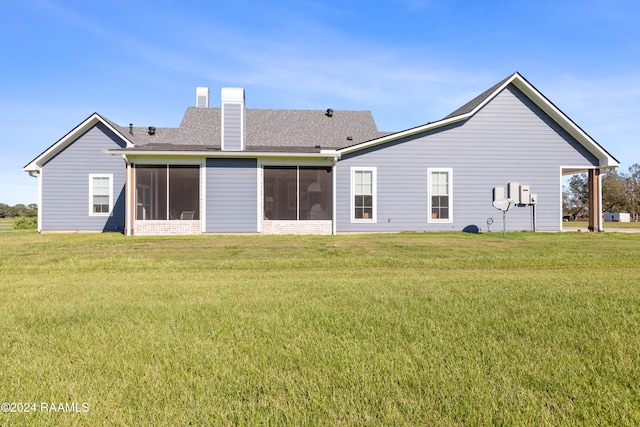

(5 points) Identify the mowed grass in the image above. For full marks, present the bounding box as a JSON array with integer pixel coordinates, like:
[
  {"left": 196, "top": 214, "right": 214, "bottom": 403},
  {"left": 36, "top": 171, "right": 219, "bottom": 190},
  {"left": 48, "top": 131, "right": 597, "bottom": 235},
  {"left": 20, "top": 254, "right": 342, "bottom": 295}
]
[{"left": 1, "top": 231, "right": 639, "bottom": 426}]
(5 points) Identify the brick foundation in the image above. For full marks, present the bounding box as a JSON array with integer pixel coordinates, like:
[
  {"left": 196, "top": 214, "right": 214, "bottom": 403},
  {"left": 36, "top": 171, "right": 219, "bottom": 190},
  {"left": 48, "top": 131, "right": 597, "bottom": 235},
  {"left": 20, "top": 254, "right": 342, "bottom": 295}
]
[
  {"left": 261, "top": 220, "right": 332, "bottom": 235},
  {"left": 134, "top": 220, "right": 202, "bottom": 236}
]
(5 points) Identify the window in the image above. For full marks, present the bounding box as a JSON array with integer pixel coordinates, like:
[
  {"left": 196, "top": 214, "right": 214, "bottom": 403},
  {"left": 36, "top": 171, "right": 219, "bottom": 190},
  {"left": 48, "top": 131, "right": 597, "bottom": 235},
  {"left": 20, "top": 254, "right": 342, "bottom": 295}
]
[
  {"left": 428, "top": 168, "right": 452, "bottom": 222},
  {"left": 89, "top": 174, "right": 112, "bottom": 216},
  {"left": 263, "top": 166, "right": 333, "bottom": 220},
  {"left": 351, "top": 167, "right": 376, "bottom": 222},
  {"left": 135, "top": 165, "right": 200, "bottom": 220}
]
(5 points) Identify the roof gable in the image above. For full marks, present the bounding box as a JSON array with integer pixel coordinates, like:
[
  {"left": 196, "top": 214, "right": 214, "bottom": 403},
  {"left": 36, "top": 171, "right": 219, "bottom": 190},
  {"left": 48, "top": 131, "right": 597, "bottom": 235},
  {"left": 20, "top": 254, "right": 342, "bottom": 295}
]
[
  {"left": 338, "top": 72, "right": 619, "bottom": 168},
  {"left": 23, "top": 113, "right": 134, "bottom": 172}
]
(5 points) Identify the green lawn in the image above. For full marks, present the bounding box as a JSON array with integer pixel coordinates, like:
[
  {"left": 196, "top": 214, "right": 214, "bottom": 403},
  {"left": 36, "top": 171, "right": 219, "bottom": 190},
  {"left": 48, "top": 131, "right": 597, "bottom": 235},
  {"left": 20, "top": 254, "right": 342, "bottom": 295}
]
[{"left": 1, "top": 231, "right": 639, "bottom": 425}]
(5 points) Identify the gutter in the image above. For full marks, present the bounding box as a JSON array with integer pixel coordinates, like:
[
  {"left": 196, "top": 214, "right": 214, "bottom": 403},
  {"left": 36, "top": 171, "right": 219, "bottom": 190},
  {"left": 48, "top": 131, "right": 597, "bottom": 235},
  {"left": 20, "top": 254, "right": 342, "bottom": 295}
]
[{"left": 105, "top": 149, "right": 341, "bottom": 160}]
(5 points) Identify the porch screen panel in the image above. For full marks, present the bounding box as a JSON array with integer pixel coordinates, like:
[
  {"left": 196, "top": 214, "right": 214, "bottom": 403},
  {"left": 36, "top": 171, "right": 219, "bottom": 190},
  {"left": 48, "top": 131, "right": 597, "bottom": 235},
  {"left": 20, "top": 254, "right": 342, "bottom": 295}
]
[
  {"left": 299, "top": 167, "right": 332, "bottom": 220},
  {"left": 263, "top": 167, "right": 297, "bottom": 220},
  {"left": 135, "top": 166, "right": 167, "bottom": 220},
  {"left": 169, "top": 166, "right": 200, "bottom": 220}
]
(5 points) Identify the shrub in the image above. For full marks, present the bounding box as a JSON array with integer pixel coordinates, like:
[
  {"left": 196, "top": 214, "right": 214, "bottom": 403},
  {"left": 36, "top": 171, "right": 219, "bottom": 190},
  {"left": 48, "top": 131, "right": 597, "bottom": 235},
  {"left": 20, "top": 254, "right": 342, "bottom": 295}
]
[{"left": 13, "top": 216, "right": 37, "bottom": 230}]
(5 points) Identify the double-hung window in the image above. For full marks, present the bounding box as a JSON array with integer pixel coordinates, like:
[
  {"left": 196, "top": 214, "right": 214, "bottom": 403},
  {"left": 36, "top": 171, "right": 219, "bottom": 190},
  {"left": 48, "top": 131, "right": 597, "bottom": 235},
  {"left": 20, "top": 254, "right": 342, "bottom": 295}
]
[
  {"left": 351, "top": 167, "right": 376, "bottom": 222},
  {"left": 428, "top": 168, "right": 452, "bottom": 222},
  {"left": 89, "top": 174, "right": 113, "bottom": 216}
]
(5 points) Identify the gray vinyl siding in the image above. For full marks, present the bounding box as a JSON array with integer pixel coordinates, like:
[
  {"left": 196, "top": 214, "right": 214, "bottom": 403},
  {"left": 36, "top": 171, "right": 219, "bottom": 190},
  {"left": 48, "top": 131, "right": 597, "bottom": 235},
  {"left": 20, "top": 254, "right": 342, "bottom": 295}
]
[
  {"left": 336, "top": 84, "right": 599, "bottom": 233},
  {"left": 205, "top": 158, "right": 257, "bottom": 232},
  {"left": 222, "top": 103, "right": 243, "bottom": 150},
  {"left": 40, "top": 123, "right": 126, "bottom": 231}
]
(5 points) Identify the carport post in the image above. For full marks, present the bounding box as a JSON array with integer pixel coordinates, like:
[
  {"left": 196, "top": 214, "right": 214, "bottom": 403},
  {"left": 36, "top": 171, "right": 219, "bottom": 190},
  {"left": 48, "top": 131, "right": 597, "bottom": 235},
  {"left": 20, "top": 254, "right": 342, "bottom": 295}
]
[{"left": 588, "top": 168, "right": 602, "bottom": 232}]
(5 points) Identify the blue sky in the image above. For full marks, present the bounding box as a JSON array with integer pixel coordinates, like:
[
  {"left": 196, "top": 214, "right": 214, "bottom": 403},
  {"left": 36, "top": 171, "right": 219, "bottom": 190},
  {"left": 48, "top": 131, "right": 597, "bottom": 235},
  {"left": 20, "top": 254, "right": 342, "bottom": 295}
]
[{"left": 2, "top": 0, "right": 639, "bottom": 205}]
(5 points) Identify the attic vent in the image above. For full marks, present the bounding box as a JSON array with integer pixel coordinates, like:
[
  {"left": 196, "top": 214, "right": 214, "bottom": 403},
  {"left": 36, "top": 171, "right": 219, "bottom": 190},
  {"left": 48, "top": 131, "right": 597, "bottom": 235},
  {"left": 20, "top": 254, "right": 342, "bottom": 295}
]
[
  {"left": 325, "top": 108, "right": 333, "bottom": 117},
  {"left": 148, "top": 126, "right": 156, "bottom": 135},
  {"left": 196, "top": 87, "right": 209, "bottom": 108}
]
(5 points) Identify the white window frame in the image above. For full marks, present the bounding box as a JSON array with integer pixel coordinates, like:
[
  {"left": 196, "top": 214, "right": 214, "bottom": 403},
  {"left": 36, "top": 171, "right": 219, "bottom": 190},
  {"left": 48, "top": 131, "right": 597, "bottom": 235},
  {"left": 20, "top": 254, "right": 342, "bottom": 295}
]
[
  {"left": 350, "top": 167, "right": 377, "bottom": 223},
  {"left": 428, "top": 168, "right": 453, "bottom": 223},
  {"left": 89, "top": 174, "right": 113, "bottom": 216}
]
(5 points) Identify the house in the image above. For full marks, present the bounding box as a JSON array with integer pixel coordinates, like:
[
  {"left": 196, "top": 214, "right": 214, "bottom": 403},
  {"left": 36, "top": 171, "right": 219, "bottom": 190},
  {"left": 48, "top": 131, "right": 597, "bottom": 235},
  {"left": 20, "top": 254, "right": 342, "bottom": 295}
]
[{"left": 24, "top": 72, "right": 619, "bottom": 236}]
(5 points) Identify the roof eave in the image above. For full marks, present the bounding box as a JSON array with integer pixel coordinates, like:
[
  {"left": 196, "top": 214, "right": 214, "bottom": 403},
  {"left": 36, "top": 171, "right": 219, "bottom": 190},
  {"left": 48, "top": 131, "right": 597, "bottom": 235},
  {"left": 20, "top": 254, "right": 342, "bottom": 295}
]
[{"left": 105, "top": 149, "right": 341, "bottom": 160}]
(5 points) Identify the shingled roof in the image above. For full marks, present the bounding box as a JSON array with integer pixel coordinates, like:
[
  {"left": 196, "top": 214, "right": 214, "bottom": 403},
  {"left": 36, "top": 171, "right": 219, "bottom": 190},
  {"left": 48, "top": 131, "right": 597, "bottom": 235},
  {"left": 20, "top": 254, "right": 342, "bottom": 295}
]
[
  {"left": 114, "top": 107, "right": 385, "bottom": 151},
  {"left": 442, "top": 74, "right": 512, "bottom": 120}
]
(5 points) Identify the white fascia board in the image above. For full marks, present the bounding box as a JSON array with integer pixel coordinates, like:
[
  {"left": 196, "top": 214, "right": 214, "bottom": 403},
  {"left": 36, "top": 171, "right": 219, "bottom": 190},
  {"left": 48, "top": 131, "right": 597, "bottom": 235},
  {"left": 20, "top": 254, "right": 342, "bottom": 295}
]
[
  {"left": 23, "top": 113, "right": 134, "bottom": 172},
  {"left": 106, "top": 150, "right": 339, "bottom": 160}
]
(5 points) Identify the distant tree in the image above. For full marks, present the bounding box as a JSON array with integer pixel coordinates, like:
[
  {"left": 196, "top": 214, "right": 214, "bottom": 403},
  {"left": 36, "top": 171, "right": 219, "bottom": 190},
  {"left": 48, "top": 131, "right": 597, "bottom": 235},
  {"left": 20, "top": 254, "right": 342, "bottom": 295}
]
[
  {"left": 563, "top": 173, "right": 588, "bottom": 220},
  {"left": 0, "top": 203, "right": 38, "bottom": 218},
  {"left": 602, "top": 169, "right": 629, "bottom": 213},
  {"left": 564, "top": 166, "right": 640, "bottom": 222}
]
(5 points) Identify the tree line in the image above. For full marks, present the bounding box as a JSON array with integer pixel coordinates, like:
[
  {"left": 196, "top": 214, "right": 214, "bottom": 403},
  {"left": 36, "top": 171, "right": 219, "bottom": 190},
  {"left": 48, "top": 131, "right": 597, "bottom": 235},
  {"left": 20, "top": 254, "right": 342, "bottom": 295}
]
[
  {"left": 563, "top": 164, "right": 640, "bottom": 221},
  {"left": 0, "top": 203, "right": 38, "bottom": 218}
]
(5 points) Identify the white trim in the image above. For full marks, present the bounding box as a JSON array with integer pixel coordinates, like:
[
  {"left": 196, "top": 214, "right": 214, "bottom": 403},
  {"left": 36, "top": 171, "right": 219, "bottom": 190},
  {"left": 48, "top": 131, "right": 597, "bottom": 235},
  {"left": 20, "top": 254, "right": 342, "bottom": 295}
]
[
  {"left": 88, "top": 174, "right": 113, "bottom": 217},
  {"left": 427, "top": 168, "right": 453, "bottom": 223},
  {"left": 258, "top": 158, "right": 335, "bottom": 167},
  {"left": 125, "top": 162, "right": 132, "bottom": 236},
  {"left": 127, "top": 157, "right": 206, "bottom": 166},
  {"left": 256, "top": 164, "right": 263, "bottom": 233},
  {"left": 332, "top": 163, "right": 337, "bottom": 235},
  {"left": 37, "top": 170, "right": 42, "bottom": 232},
  {"left": 598, "top": 172, "right": 604, "bottom": 232},
  {"left": 200, "top": 159, "right": 207, "bottom": 233},
  {"left": 109, "top": 150, "right": 339, "bottom": 160},
  {"left": 350, "top": 167, "right": 377, "bottom": 223},
  {"left": 560, "top": 165, "right": 603, "bottom": 175}
]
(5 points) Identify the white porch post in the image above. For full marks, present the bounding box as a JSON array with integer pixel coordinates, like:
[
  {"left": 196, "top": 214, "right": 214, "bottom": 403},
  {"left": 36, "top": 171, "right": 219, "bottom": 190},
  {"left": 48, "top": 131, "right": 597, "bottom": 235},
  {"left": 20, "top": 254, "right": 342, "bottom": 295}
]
[{"left": 598, "top": 170, "right": 604, "bottom": 232}]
